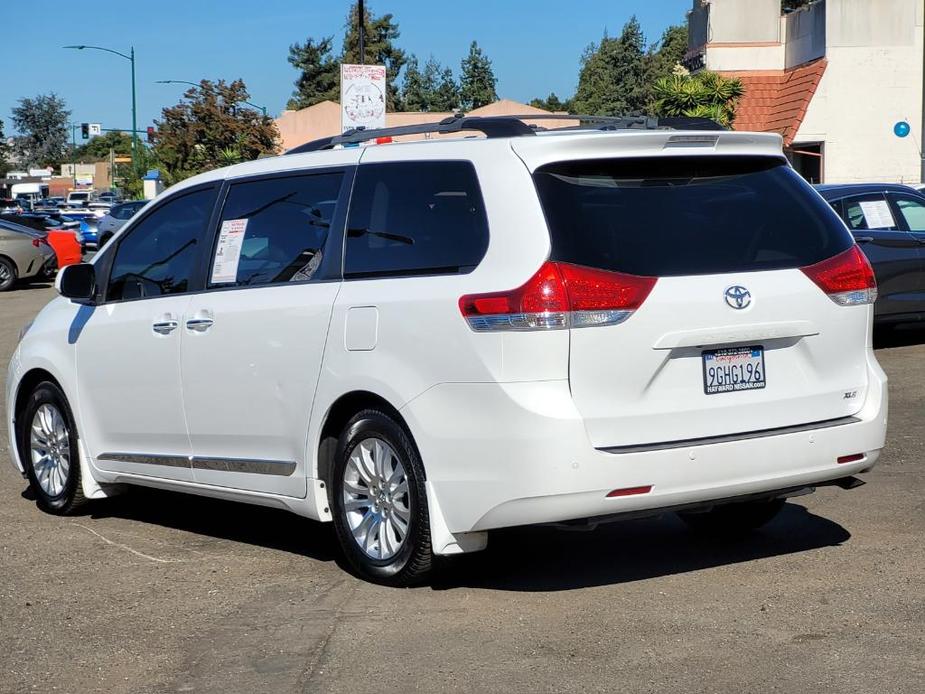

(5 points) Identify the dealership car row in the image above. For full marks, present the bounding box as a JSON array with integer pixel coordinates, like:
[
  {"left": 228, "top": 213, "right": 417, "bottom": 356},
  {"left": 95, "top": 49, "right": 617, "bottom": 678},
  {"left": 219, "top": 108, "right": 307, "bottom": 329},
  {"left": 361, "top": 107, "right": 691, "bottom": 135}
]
[{"left": 0, "top": 193, "right": 149, "bottom": 290}]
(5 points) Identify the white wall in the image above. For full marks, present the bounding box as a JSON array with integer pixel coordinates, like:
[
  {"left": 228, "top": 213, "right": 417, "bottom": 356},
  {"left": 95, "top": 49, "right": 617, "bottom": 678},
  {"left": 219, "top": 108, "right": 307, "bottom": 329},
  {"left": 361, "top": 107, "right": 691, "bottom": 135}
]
[
  {"left": 796, "top": 0, "right": 924, "bottom": 183},
  {"left": 785, "top": 0, "right": 827, "bottom": 68},
  {"left": 706, "top": 43, "right": 785, "bottom": 70},
  {"left": 707, "top": 0, "right": 782, "bottom": 42}
]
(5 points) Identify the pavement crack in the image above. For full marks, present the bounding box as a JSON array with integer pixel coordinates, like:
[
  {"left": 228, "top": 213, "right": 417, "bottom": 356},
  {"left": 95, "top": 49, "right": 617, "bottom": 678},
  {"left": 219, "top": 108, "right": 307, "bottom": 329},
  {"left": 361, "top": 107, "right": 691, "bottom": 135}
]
[
  {"left": 72, "top": 522, "right": 185, "bottom": 564},
  {"left": 298, "top": 578, "right": 359, "bottom": 692}
]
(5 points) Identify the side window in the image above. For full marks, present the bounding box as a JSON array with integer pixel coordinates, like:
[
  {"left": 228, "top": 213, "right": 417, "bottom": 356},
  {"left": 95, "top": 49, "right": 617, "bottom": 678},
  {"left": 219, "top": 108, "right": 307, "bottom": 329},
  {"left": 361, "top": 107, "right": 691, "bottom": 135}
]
[
  {"left": 891, "top": 195, "right": 925, "bottom": 231},
  {"left": 344, "top": 161, "right": 489, "bottom": 279},
  {"left": 107, "top": 187, "right": 217, "bottom": 301},
  {"left": 842, "top": 194, "right": 898, "bottom": 231},
  {"left": 209, "top": 172, "right": 343, "bottom": 287}
]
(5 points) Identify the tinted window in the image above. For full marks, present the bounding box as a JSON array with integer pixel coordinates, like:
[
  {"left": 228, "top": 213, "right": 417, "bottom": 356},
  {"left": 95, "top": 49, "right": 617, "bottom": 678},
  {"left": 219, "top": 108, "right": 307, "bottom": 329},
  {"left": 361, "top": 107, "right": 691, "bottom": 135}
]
[
  {"left": 892, "top": 195, "right": 925, "bottom": 231},
  {"left": 209, "top": 172, "right": 342, "bottom": 287},
  {"left": 534, "top": 157, "right": 853, "bottom": 277},
  {"left": 344, "top": 161, "right": 489, "bottom": 278},
  {"left": 842, "top": 194, "right": 898, "bottom": 231},
  {"left": 108, "top": 187, "right": 217, "bottom": 301}
]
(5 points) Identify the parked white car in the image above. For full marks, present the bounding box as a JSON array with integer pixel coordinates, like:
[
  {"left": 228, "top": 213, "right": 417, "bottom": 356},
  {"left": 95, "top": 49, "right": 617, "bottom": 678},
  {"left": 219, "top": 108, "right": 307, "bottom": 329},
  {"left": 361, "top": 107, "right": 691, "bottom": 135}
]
[{"left": 6, "top": 116, "right": 888, "bottom": 585}]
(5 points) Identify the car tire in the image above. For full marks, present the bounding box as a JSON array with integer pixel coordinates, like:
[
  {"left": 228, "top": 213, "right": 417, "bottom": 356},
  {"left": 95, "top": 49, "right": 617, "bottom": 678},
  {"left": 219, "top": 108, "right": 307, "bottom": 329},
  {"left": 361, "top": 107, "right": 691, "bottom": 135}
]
[
  {"left": 679, "top": 498, "right": 784, "bottom": 536},
  {"left": 18, "top": 381, "right": 88, "bottom": 515},
  {"left": 331, "top": 409, "right": 432, "bottom": 586},
  {"left": 0, "top": 256, "right": 17, "bottom": 292}
]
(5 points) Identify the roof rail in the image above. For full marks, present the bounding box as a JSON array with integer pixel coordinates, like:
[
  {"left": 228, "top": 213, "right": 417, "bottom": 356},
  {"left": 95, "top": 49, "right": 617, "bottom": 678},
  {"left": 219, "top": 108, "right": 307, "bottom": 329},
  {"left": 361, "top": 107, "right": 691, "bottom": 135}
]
[{"left": 284, "top": 113, "right": 726, "bottom": 155}]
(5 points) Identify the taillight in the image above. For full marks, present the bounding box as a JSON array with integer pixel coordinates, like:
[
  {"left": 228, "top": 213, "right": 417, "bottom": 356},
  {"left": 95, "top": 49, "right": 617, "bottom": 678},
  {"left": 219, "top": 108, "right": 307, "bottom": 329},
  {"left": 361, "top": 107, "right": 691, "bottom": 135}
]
[
  {"left": 801, "top": 245, "right": 877, "bottom": 306},
  {"left": 459, "top": 261, "right": 657, "bottom": 332}
]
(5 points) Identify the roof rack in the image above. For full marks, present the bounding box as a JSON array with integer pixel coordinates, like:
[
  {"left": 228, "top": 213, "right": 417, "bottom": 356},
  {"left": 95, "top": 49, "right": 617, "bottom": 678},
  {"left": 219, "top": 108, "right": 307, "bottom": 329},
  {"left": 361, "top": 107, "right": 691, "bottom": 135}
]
[{"left": 284, "top": 114, "right": 726, "bottom": 155}]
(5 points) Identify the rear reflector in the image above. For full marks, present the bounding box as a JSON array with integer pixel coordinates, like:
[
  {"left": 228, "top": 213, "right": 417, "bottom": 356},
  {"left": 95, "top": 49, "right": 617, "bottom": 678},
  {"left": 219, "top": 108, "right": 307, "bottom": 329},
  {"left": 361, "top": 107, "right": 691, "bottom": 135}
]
[
  {"left": 837, "top": 453, "right": 865, "bottom": 464},
  {"left": 801, "top": 245, "right": 877, "bottom": 306},
  {"left": 606, "top": 485, "right": 653, "bottom": 498},
  {"left": 459, "top": 261, "right": 657, "bottom": 332}
]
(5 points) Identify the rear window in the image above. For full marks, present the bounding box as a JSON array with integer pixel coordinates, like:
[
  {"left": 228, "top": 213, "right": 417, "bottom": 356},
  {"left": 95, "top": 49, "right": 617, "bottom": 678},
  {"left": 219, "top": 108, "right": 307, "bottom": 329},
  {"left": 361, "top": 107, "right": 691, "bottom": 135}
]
[
  {"left": 344, "top": 161, "right": 489, "bottom": 279},
  {"left": 534, "top": 157, "right": 853, "bottom": 277}
]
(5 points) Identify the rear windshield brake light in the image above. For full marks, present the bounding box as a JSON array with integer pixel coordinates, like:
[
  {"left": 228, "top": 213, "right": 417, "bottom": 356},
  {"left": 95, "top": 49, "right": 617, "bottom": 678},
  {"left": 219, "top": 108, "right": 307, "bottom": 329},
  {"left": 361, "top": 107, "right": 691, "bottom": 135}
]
[
  {"left": 459, "top": 261, "right": 657, "bottom": 332},
  {"left": 801, "top": 245, "right": 877, "bottom": 306}
]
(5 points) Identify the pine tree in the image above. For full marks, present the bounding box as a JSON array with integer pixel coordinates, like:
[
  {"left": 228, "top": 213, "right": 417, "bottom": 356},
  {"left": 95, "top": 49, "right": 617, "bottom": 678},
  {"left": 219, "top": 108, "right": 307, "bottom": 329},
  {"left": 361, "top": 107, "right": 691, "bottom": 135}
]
[
  {"left": 529, "top": 92, "right": 569, "bottom": 112},
  {"left": 401, "top": 56, "right": 428, "bottom": 111},
  {"left": 459, "top": 41, "right": 498, "bottom": 111},
  {"left": 431, "top": 64, "right": 460, "bottom": 112},
  {"left": 287, "top": 36, "right": 340, "bottom": 109},
  {"left": 571, "top": 17, "right": 648, "bottom": 116}
]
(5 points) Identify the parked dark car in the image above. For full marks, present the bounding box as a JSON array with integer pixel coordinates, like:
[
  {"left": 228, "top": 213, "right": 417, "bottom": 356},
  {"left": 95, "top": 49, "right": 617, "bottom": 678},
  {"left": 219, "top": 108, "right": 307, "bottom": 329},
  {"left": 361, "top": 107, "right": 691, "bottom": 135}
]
[{"left": 815, "top": 183, "right": 925, "bottom": 326}]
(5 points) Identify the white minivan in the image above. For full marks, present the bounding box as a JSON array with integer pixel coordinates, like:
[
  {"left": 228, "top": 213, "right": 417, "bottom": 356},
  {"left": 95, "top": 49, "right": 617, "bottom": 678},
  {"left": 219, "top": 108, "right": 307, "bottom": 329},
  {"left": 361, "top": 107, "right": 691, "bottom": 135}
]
[{"left": 6, "top": 116, "right": 888, "bottom": 585}]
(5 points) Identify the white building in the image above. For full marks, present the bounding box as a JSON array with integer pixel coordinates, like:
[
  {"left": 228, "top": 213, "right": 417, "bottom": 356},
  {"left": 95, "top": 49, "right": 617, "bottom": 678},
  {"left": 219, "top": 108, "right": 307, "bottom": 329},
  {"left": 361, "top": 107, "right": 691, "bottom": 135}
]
[{"left": 686, "top": 0, "right": 925, "bottom": 184}]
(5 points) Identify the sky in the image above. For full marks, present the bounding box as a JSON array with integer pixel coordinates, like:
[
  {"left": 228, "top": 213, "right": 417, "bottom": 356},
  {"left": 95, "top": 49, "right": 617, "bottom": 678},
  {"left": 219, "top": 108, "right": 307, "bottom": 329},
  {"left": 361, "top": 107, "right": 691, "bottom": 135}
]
[{"left": 1, "top": 0, "right": 691, "bottom": 136}]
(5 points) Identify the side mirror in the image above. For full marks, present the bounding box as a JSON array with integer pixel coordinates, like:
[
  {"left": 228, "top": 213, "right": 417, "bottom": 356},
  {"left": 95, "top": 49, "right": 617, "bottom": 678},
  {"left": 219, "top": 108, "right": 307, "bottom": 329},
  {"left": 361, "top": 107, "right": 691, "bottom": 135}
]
[{"left": 56, "top": 263, "right": 96, "bottom": 301}]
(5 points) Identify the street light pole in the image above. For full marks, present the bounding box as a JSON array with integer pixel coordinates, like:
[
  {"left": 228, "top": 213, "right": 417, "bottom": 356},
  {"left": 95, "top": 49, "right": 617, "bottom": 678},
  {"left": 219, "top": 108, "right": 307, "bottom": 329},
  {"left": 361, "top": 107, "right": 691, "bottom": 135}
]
[
  {"left": 358, "top": 0, "right": 365, "bottom": 64},
  {"left": 63, "top": 44, "right": 140, "bottom": 177}
]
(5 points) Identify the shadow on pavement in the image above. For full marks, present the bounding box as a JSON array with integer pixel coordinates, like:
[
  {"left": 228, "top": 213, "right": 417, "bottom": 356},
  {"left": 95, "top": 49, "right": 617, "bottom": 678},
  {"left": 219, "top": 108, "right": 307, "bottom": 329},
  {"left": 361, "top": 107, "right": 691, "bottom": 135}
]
[
  {"left": 874, "top": 325, "right": 925, "bottom": 349},
  {"left": 57, "top": 491, "right": 848, "bottom": 591},
  {"left": 434, "top": 503, "right": 850, "bottom": 592},
  {"left": 88, "top": 486, "right": 340, "bottom": 563}
]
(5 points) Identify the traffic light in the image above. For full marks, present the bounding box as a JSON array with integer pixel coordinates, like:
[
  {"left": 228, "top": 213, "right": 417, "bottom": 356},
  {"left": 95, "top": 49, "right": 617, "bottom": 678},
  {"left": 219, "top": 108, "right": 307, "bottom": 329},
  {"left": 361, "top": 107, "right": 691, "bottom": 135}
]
[
  {"left": 146, "top": 126, "right": 155, "bottom": 143},
  {"left": 80, "top": 123, "right": 90, "bottom": 139}
]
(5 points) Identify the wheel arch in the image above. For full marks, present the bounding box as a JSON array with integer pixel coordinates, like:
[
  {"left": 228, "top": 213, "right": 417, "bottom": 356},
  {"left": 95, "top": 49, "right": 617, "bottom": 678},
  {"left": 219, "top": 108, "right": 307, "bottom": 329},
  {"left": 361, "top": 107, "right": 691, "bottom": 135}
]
[
  {"left": 315, "top": 390, "right": 423, "bottom": 486},
  {"left": 0, "top": 252, "right": 20, "bottom": 275},
  {"left": 13, "top": 368, "right": 64, "bottom": 437}
]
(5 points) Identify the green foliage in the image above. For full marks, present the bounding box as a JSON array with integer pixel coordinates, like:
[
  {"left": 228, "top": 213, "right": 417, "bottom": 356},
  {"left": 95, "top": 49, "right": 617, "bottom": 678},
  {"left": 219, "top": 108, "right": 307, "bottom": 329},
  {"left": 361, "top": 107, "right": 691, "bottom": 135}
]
[
  {"left": 571, "top": 17, "right": 648, "bottom": 116},
  {"left": 11, "top": 93, "right": 70, "bottom": 169},
  {"left": 288, "top": 3, "right": 407, "bottom": 111},
  {"left": 287, "top": 36, "right": 340, "bottom": 109},
  {"left": 651, "top": 71, "right": 744, "bottom": 127},
  {"left": 152, "top": 79, "right": 280, "bottom": 185},
  {"left": 401, "top": 55, "right": 459, "bottom": 112},
  {"left": 342, "top": 3, "right": 406, "bottom": 110},
  {"left": 72, "top": 131, "right": 135, "bottom": 163},
  {"left": 644, "top": 23, "right": 688, "bottom": 98},
  {"left": 459, "top": 41, "right": 498, "bottom": 111},
  {"left": 529, "top": 92, "right": 570, "bottom": 112},
  {"left": 782, "top": 0, "right": 813, "bottom": 11},
  {"left": 0, "top": 119, "right": 10, "bottom": 177}
]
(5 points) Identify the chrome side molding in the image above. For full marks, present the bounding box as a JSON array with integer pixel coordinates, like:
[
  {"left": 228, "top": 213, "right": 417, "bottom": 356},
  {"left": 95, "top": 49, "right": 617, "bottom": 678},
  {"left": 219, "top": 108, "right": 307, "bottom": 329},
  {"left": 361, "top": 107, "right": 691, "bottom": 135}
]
[{"left": 97, "top": 452, "right": 297, "bottom": 476}]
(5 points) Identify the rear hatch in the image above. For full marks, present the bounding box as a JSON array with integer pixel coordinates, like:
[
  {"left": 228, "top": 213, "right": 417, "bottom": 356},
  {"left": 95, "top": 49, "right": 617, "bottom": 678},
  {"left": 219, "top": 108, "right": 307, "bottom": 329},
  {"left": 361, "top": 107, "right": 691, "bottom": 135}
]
[{"left": 530, "top": 154, "right": 874, "bottom": 449}]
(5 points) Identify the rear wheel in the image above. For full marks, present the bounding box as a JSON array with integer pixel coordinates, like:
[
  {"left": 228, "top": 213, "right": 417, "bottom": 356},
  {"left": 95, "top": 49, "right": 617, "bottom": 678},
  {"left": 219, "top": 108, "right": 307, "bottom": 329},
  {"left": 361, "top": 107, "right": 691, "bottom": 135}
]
[
  {"left": 18, "top": 382, "right": 87, "bottom": 515},
  {"left": 679, "top": 498, "right": 784, "bottom": 536},
  {"left": 331, "top": 409, "right": 432, "bottom": 586},
  {"left": 0, "top": 257, "right": 16, "bottom": 291}
]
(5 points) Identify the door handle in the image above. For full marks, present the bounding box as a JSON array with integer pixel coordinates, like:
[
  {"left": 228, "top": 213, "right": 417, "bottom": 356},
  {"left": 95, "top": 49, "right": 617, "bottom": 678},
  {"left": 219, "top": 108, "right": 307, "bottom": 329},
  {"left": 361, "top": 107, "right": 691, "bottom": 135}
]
[
  {"left": 854, "top": 236, "right": 874, "bottom": 244},
  {"left": 152, "top": 320, "right": 178, "bottom": 335},
  {"left": 186, "top": 317, "right": 214, "bottom": 332}
]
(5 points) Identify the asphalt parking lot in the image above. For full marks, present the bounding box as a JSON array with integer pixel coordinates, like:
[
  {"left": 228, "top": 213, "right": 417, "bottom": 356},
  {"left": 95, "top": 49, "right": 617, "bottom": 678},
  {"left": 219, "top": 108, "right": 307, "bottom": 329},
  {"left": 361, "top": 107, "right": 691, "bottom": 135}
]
[{"left": 0, "top": 285, "right": 923, "bottom": 694}]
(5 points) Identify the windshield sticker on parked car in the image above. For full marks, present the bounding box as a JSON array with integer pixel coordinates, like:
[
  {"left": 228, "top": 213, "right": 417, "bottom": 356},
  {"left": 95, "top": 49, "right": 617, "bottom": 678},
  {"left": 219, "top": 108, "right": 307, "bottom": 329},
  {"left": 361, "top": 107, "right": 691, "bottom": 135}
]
[
  {"left": 858, "top": 200, "right": 895, "bottom": 229},
  {"left": 211, "top": 218, "right": 248, "bottom": 284}
]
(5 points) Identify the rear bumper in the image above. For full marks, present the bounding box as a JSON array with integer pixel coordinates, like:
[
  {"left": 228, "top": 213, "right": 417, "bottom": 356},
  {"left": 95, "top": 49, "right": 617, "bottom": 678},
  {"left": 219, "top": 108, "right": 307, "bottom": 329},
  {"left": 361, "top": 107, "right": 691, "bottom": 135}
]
[{"left": 401, "top": 355, "right": 888, "bottom": 536}]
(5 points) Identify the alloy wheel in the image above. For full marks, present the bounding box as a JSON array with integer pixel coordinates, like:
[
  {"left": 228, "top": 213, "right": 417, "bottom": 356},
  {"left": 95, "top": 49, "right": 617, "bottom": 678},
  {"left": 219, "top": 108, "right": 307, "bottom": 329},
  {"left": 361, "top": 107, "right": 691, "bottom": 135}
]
[{"left": 29, "top": 403, "right": 71, "bottom": 497}]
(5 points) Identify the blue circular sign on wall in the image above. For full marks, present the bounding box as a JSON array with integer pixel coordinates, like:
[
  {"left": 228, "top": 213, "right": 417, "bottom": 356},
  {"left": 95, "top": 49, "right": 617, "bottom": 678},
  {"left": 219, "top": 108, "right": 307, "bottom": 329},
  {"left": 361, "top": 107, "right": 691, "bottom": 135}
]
[{"left": 894, "top": 121, "right": 911, "bottom": 138}]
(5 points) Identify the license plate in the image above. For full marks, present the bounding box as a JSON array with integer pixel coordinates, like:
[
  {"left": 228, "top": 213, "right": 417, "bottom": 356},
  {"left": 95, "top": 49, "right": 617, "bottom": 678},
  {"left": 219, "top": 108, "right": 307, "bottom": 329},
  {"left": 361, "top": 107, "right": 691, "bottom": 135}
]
[{"left": 702, "top": 346, "right": 766, "bottom": 395}]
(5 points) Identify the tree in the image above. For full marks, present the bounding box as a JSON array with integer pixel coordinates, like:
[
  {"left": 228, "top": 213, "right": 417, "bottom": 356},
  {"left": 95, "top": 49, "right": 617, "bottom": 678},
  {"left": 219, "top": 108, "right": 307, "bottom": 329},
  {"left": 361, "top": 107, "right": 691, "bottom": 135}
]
[
  {"left": 72, "top": 131, "right": 135, "bottom": 162},
  {"left": 152, "top": 79, "right": 279, "bottom": 184},
  {"left": 10, "top": 93, "right": 70, "bottom": 169},
  {"left": 529, "top": 92, "right": 570, "bottom": 112},
  {"left": 0, "top": 119, "right": 10, "bottom": 177},
  {"left": 401, "top": 55, "right": 460, "bottom": 112},
  {"left": 287, "top": 36, "right": 340, "bottom": 109},
  {"left": 651, "top": 70, "right": 744, "bottom": 127},
  {"left": 342, "top": 3, "right": 406, "bottom": 110},
  {"left": 459, "top": 41, "right": 498, "bottom": 111},
  {"left": 782, "top": 0, "right": 813, "bottom": 11},
  {"left": 571, "top": 18, "right": 648, "bottom": 116},
  {"left": 645, "top": 23, "right": 688, "bottom": 98}
]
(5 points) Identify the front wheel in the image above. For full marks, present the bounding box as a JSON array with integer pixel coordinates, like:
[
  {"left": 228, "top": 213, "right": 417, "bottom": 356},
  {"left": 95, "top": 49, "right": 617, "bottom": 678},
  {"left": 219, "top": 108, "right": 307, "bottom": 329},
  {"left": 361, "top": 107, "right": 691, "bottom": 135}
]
[
  {"left": 679, "top": 498, "right": 784, "bottom": 537},
  {"left": 19, "top": 381, "right": 88, "bottom": 514},
  {"left": 0, "top": 257, "right": 17, "bottom": 292},
  {"left": 331, "top": 410, "right": 432, "bottom": 586}
]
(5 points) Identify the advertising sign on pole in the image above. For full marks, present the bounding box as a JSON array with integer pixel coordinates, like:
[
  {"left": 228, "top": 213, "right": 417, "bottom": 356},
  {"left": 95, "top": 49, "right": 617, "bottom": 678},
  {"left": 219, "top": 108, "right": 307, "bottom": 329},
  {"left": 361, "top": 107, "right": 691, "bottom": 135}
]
[{"left": 340, "top": 63, "right": 387, "bottom": 133}]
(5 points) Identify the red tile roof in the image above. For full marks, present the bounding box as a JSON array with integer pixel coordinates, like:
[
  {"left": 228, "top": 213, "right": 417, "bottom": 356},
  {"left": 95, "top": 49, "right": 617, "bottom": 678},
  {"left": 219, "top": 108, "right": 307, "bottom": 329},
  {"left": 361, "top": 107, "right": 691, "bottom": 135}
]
[{"left": 721, "top": 58, "right": 827, "bottom": 146}]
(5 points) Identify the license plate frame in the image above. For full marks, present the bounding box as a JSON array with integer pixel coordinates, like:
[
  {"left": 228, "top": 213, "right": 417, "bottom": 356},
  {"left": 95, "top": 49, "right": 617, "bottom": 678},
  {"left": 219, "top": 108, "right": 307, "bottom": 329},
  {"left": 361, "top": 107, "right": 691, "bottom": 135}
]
[{"left": 702, "top": 345, "right": 766, "bottom": 395}]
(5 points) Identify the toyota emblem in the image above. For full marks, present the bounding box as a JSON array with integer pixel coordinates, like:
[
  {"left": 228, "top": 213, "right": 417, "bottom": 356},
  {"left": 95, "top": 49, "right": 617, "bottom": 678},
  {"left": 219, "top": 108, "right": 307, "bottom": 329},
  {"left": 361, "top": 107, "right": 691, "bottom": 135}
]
[{"left": 724, "top": 285, "right": 752, "bottom": 310}]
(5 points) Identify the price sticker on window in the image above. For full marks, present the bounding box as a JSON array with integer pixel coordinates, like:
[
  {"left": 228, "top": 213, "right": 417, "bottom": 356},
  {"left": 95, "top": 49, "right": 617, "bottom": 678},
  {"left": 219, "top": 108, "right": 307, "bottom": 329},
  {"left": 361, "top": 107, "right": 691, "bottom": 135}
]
[{"left": 211, "top": 219, "right": 248, "bottom": 284}]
